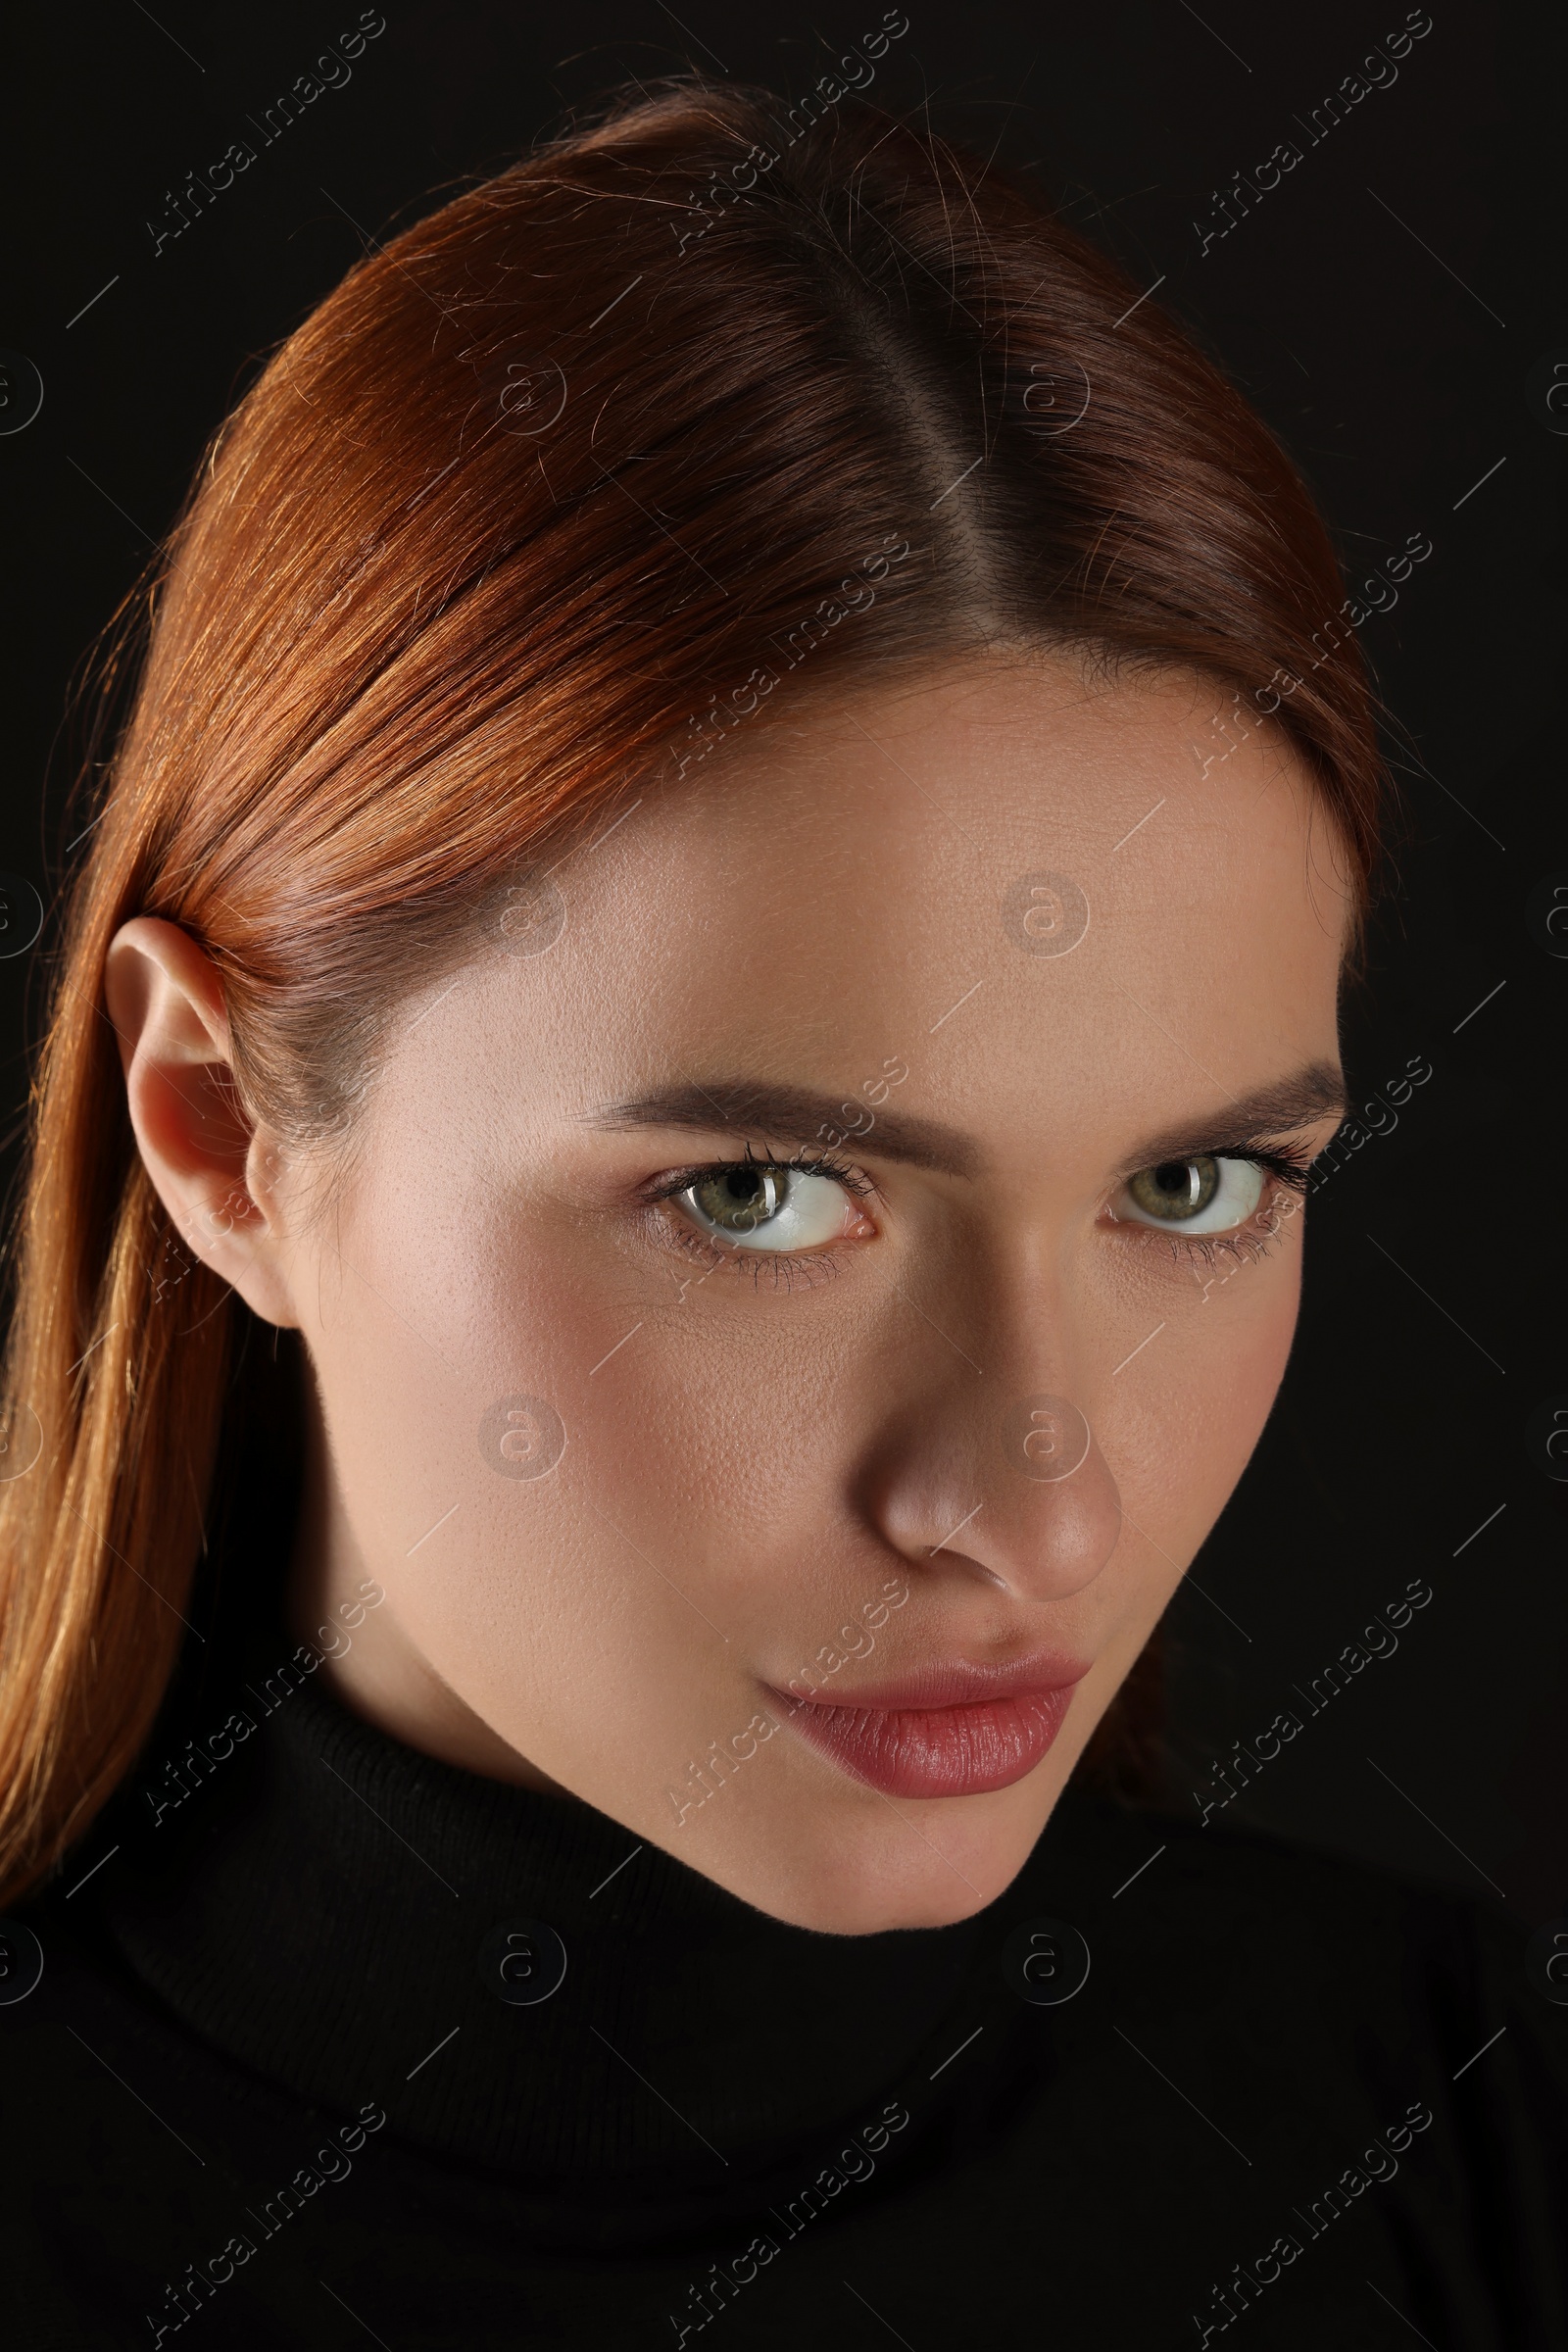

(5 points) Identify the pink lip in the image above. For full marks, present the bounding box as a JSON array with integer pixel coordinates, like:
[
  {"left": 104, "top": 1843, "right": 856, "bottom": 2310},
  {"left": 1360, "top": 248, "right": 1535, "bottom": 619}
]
[{"left": 764, "top": 1653, "right": 1089, "bottom": 1799}]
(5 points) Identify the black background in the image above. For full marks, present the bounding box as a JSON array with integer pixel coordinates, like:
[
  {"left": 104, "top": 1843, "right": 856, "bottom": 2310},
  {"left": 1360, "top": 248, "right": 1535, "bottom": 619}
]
[{"left": 1, "top": 0, "right": 1561, "bottom": 1916}]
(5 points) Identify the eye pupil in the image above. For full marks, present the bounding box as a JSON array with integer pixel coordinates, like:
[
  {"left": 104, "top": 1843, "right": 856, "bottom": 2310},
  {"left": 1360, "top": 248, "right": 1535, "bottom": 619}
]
[{"left": 1152, "top": 1161, "right": 1192, "bottom": 1198}]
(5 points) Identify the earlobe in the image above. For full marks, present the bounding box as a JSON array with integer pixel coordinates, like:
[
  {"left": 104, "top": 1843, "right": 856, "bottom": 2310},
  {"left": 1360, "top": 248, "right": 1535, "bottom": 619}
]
[{"left": 104, "top": 916, "right": 301, "bottom": 1329}]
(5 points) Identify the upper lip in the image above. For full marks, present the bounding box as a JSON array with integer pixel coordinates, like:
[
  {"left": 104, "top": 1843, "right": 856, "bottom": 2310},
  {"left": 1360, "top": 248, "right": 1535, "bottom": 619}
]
[{"left": 767, "top": 1651, "right": 1091, "bottom": 1713}]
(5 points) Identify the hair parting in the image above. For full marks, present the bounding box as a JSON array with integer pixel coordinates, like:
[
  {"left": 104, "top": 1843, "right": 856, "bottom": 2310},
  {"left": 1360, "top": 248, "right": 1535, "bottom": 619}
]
[{"left": 0, "top": 76, "right": 1386, "bottom": 1901}]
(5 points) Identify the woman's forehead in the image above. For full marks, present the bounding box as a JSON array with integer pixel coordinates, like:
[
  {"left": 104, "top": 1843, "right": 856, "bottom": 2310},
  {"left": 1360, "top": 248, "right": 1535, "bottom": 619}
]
[
  {"left": 562, "top": 663, "right": 1337, "bottom": 1003},
  {"left": 380, "top": 660, "right": 1348, "bottom": 1174}
]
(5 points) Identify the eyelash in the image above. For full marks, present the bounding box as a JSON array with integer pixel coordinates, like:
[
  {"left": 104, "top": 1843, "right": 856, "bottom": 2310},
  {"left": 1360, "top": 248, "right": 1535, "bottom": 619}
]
[
  {"left": 642, "top": 1139, "right": 1317, "bottom": 1284},
  {"left": 1111, "top": 1145, "right": 1313, "bottom": 1271},
  {"left": 641, "top": 1145, "right": 877, "bottom": 1290}
]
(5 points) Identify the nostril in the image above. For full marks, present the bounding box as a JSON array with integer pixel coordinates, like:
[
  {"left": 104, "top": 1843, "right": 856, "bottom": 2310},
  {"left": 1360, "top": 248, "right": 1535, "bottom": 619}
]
[{"left": 927, "top": 1501, "right": 985, "bottom": 1557}]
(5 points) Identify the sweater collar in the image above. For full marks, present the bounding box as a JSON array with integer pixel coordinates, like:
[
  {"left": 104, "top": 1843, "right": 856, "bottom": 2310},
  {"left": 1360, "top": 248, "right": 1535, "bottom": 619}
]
[{"left": 86, "top": 1639, "right": 1063, "bottom": 2238}]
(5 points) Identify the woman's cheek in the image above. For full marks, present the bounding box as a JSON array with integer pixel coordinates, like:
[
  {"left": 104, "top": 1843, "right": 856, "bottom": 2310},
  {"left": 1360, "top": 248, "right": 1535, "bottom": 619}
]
[{"left": 1117, "top": 1248, "right": 1302, "bottom": 1560}]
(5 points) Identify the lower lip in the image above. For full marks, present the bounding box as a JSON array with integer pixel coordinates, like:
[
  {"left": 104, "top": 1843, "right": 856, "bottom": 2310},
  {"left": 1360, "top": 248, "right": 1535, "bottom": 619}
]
[{"left": 766, "top": 1682, "right": 1082, "bottom": 1798}]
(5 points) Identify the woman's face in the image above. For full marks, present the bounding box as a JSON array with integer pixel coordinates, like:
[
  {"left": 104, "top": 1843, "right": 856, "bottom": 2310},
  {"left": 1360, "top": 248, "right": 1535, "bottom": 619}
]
[{"left": 159, "top": 656, "right": 1353, "bottom": 1933}]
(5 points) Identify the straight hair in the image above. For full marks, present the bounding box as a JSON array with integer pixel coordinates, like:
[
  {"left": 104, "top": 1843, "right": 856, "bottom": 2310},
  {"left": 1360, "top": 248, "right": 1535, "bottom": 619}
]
[{"left": 0, "top": 79, "right": 1385, "bottom": 1902}]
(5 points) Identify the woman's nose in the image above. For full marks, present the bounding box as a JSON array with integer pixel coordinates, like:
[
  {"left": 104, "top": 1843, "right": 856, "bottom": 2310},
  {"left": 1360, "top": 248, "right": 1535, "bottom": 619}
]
[{"left": 862, "top": 1386, "right": 1122, "bottom": 1603}]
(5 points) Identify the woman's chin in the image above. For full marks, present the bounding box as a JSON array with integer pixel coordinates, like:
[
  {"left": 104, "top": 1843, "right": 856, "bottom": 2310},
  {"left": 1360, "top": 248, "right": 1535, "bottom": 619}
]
[{"left": 666, "top": 1785, "right": 1051, "bottom": 1936}]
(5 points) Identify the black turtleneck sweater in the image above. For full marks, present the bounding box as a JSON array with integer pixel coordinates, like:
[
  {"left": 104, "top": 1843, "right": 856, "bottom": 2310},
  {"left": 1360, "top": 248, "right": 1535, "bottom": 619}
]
[{"left": 3, "top": 1622, "right": 1566, "bottom": 2351}]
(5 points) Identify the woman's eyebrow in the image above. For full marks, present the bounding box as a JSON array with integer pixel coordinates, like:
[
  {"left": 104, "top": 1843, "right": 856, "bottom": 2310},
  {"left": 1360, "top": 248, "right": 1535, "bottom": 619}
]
[
  {"left": 586, "top": 1061, "right": 1347, "bottom": 1180},
  {"left": 1120, "top": 1062, "right": 1348, "bottom": 1170},
  {"left": 584, "top": 1080, "right": 982, "bottom": 1176}
]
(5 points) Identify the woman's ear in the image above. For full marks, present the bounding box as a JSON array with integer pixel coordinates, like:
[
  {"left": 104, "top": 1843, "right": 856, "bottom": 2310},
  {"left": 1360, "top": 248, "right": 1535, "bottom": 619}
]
[{"left": 103, "top": 915, "right": 301, "bottom": 1329}]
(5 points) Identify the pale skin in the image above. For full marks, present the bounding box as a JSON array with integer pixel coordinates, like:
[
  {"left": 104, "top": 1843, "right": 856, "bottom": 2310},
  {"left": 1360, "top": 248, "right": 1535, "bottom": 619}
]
[{"left": 105, "top": 653, "right": 1350, "bottom": 1935}]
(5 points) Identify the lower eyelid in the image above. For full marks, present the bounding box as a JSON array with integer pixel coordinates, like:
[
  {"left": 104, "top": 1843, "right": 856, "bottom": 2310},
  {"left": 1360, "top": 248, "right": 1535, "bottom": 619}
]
[
  {"left": 655, "top": 1201, "right": 843, "bottom": 1268},
  {"left": 658, "top": 1212, "right": 850, "bottom": 1289}
]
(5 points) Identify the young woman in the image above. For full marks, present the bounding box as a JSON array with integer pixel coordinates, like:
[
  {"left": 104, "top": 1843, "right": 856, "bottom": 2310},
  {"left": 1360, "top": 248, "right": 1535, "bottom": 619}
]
[{"left": 0, "top": 77, "right": 1560, "bottom": 2351}]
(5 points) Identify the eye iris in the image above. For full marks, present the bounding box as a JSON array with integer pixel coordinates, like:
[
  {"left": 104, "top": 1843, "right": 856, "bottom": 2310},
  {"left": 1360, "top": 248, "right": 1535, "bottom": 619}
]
[
  {"left": 691, "top": 1167, "right": 783, "bottom": 1234},
  {"left": 1128, "top": 1155, "right": 1220, "bottom": 1220}
]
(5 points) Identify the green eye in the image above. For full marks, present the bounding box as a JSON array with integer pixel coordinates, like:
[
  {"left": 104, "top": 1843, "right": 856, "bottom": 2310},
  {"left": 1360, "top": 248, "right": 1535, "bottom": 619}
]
[
  {"left": 688, "top": 1166, "right": 786, "bottom": 1236},
  {"left": 1126, "top": 1156, "right": 1220, "bottom": 1220},
  {"left": 1116, "top": 1154, "right": 1265, "bottom": 1233},
  {"left": 677, "top": 1163, "right": 854, "bottom": 1253}
]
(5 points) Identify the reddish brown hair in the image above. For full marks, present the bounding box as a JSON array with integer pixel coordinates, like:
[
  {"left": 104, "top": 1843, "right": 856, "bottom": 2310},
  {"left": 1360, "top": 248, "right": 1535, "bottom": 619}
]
[{"left": 0, "top": 79, "right": 1383, "bottom": 1901}]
